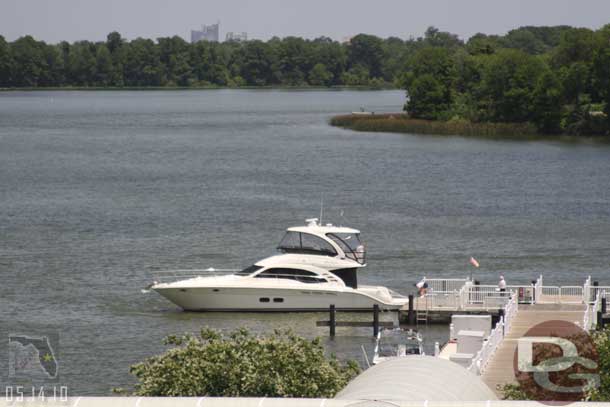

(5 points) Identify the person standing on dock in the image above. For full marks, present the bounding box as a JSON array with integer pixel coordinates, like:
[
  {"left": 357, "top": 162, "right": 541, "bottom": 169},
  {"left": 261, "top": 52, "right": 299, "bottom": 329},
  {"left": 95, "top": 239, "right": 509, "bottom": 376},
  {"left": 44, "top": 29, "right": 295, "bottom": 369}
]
[
  {"left": 416, "top": 277, "right": 428, "bottom": 297},
  {"left": 498, "top": 275, "right": 507, "bottom": 294}
]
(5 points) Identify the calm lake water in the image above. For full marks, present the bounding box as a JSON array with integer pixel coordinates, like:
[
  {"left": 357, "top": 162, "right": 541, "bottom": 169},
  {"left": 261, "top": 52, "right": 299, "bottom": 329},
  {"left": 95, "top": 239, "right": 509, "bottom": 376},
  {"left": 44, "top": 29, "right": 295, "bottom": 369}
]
[{"left": 1, "top": 89, "right": 610, "bottom": 394}]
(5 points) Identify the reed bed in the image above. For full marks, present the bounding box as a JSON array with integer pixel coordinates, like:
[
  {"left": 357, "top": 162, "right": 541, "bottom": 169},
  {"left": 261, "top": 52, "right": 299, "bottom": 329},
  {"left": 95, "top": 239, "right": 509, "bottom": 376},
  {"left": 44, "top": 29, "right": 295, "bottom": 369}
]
[{"left": 330, "top": 114, "right": 541, "bottom": 139}]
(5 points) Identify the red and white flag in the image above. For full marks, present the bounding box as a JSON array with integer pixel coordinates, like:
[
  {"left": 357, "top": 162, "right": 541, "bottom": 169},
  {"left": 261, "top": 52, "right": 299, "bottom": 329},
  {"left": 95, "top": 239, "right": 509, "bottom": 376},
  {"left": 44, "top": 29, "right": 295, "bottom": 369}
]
[{"left": 469, "top": 257, "right": 480, "bottom": 268}]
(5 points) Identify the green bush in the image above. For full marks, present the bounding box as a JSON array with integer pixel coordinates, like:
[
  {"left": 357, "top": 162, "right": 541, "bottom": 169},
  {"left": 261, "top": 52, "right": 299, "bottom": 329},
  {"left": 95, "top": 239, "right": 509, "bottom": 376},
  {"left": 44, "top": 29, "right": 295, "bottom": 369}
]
[{"left": 127, "top": 328, "right": 360, "bottom": 397}]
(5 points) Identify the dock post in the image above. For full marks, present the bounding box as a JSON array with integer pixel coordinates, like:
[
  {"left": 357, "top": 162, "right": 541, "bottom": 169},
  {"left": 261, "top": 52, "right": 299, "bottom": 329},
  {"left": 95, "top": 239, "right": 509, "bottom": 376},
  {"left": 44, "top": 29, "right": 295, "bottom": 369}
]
[
  {"left": 373, "top": 304, "right": 380, "bottom": 337},
  {"left": 594, "top": 281, "right": 599, "bottom": 303},
  {"left": 408, "top": 294, "right": 415, "bottom": 325},
  {"left": 498, "top": 308, "right": 505, "bottom": 335},
  {"left": 531, "top": 280, "right": 536, "bottom": 304},
  {"left": 329, "top": 304, "right": 336, "bottom": 338}
]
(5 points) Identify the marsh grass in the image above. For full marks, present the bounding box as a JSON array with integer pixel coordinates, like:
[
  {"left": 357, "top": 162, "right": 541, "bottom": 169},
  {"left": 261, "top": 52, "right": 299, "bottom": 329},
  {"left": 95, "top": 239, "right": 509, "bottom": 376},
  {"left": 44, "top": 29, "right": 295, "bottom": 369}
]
[
  {"left": 331, "top": 114, "right": 610, "bottom": 143},
  {"left": 330, "top": 114, "right": 545, "bottom": 140}
]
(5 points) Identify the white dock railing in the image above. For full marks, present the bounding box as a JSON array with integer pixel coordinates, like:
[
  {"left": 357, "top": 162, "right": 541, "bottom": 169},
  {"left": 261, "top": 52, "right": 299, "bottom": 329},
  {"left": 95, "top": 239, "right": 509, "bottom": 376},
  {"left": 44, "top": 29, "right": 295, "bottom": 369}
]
[
  {"left": 423, "top": 290, "right": 461, "bottom": 310},
  {"left": 424, "top": 278, "right": 470, "bottom": 293},
  {"left": 584, "top": 275, "right": 592, "bottom": 303},
  {"left": 419, "top": 274, "right": 604, "bottom": 310},
  {"left": 467, "top": 292, "right": 518, "bottom": 375},
  {"left": 583, "top": 290, "right": 604, "bottom": 331}
]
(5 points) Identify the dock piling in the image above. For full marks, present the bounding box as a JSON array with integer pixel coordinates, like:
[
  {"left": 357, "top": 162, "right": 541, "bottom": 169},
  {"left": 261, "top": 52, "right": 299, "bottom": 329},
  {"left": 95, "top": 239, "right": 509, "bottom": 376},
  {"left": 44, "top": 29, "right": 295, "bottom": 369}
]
[
  {"left": 531, "top": 280, "right": 536, "bottom": 303},
  {"left": 408, "top": 294, "right": 415, "bottom": 325},
  {"left": 329, "top": 304, "right": 336, "bottom": 338},
  {"left": 373, "top": 304, "right": 380, "bottom": 337}
]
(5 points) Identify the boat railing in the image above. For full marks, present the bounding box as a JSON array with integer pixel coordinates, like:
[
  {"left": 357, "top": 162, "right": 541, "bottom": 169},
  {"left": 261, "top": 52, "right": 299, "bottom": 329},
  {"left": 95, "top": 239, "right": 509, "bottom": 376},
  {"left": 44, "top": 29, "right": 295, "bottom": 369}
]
[
  {"left": 151, "top": 269, "right": 343, "bottom": 285},
  {"left": 150, "top": 268, "right": 240, "bottom": 284}
]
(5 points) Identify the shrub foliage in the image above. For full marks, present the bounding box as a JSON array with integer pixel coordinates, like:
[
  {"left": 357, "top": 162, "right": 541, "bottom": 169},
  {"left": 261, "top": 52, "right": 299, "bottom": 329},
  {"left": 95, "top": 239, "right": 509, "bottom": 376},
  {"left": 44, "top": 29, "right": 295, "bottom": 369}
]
[{"left": 128, "top": 328, "right": 360, "bottom": 397}]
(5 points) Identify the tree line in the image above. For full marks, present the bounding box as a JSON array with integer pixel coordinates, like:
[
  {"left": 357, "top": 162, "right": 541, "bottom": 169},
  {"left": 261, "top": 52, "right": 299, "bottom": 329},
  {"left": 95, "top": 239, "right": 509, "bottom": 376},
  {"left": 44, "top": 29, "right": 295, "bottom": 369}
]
[
  {"left": 402, "top": 25, "right": 610, "bottom": 136},
  {"left": 0, "top": 25, "right": 602, "bottom": 90},
  {"left": 1, "top": 24, "right": 608, "bottom": 135}
]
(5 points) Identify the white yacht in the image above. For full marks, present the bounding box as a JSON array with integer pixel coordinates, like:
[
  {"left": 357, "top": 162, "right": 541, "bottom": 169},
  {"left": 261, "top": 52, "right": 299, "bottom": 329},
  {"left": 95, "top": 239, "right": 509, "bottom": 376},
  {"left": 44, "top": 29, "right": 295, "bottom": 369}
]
[{"left": 150, "top": 219, "right": 408, "bottom": 311}]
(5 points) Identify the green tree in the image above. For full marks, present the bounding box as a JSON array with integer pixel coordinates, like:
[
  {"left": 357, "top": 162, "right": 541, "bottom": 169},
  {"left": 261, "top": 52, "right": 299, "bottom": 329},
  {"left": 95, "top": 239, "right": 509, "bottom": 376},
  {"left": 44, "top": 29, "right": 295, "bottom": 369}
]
[
  {"left": 95, "top": 44, "right": 113, "bottom": 85},
  {"left": 341, "top": 65, "right": 369, "bottom": 86},
  {"left": 106, "top": 32, "right": 125, "bottom": 86},
  {"left": 128, "top": 328, "right": 359, "bottom": 397},
  {"left": 423, "top": 26, "right": 463, "bottom": 49},
  {"left": 466, "top": 33, "right": 500, "bottom": 55},
  {"left": 312, "top": 39, "right": 346, "bottom": 85},
  {"left": 0, "top": 35, "right": 14, "bottom": 86},
  {"left": 504, "top": 28, "right": 546, "bottom": 54},
  {"left": 478, "top": 49, "right": 546, "bottom": 122},
  {"left": 405, "top": 74, "right": 449, "bottom": 119},
  {"left": 158, "top": 36, "right": 192, "bottom": 86},
  {"left": 308, "top": 63, "right": 332, "bottom": 86},
  {"left": 123, "top": 38, "right": 161, "bottom": 86},
  {"left": 10, "top": 36, "right": 48, "bottom": 87},
  {"left": 553, "top": 28, "right": 596, "bottom": 67},
  {"left": 239, "top": 40, "right": 277, "bottom": 86},
  {"left": 67, "top": 41, "right": 96, "bottom": 85},
  {"left": 531, "top": 70, "right": 563, "bottom": 133},
  {"left": 591, "top": 25, "right": 610, "bottom": 132},
  {"left": 348, "top": 34, "right": 384, "bottom": 79},
  {"left": 404, "top": 47, "right": 456, "bottom": 119},
  {"left": 277, "top": 37, "right": 311, "bottom": 85},
  {"left": 588, "top": 329, "right": 610, "bottom": 400},
  {"left": 560, "top": 62, "right": 590, "bottom": 105}
]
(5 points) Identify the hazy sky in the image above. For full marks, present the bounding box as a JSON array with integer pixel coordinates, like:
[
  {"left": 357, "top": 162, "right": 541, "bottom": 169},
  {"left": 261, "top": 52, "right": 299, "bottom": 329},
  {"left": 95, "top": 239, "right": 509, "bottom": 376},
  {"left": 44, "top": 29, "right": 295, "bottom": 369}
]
[{"left": 1, "top": 0, "right": 609, "bottom": 43}]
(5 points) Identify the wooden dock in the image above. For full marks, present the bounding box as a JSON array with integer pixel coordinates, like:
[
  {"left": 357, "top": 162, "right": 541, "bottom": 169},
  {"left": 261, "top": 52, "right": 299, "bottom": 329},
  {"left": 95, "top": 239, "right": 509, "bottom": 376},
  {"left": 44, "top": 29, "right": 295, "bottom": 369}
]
[{"left": 481, "top": 303, "right": 587, "bottom": 396}]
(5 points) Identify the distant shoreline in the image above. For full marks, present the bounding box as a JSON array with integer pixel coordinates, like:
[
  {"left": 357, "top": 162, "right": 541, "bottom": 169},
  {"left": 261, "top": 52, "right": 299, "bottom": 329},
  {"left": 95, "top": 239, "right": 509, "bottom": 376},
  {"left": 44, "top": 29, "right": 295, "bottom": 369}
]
[
  {"left": 0, "top": 85, "right": 398, "bottom": 92},
  {"left": 330, "top": 113, "right": 610, "bottom": 142}
]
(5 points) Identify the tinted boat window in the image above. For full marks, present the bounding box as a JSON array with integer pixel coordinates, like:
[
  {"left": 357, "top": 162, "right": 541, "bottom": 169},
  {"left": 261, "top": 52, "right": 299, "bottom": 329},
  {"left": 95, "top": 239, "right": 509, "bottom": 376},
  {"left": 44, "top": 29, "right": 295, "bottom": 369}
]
[
  {"left": 255, "top": 268, "right": 327, "bottom": 284},
  {"left": 327, "top": 233, "right": 366, "bottom": 264},
  {"left": 236, "top": 265, "right": 263, "bottom": 276},
  {"left": 278, "top": 231, "right": 337, "bottom": 256}
]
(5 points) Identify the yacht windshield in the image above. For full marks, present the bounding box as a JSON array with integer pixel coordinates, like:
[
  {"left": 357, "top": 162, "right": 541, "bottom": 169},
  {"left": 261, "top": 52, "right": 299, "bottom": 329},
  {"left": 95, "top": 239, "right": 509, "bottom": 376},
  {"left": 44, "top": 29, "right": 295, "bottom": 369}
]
[
  {"left": 277, "top": 232, "right": 337, "bottom": 256},
  {"left": 327, "top": 233, "right": 366, "bottom": 264},
  {"left": 235, "top": 265, "right": 263, "bottom": 276}
]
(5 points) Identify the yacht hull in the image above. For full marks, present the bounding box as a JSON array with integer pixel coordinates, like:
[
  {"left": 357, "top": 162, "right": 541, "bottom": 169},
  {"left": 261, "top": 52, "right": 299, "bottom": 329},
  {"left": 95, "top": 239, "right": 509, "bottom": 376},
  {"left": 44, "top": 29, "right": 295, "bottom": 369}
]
[{"left": 153, "top": 286, "right": 405, "bottom": 312}]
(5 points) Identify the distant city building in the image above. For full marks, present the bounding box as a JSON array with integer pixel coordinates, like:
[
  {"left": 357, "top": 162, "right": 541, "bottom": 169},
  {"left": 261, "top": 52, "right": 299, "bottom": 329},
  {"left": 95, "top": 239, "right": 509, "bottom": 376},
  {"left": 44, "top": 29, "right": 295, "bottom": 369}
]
[
  {"left": 225, "top": 32, "right": 248, "bottom": 42},
  {"left": 191, "top": 23, "right": 220, "bottom": 43}
]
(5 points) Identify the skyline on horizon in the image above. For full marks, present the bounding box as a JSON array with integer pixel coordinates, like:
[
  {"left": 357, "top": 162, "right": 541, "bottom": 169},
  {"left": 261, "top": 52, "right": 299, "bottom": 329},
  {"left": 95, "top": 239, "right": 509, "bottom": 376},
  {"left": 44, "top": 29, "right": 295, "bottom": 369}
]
[{"left": 1, "top": 0, "right": 609, "bottom": 44}]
